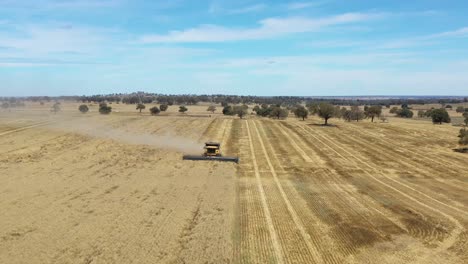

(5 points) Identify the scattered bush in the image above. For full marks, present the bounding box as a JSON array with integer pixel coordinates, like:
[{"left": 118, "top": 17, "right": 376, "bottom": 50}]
[
  {"left": 459, "top": 128, "right": 468, "bottom": 145},
  {"left": 179, "top": 105, "right": 188, "bottom": 113},
  {"left": 99, "top": 103, "right": 112, "bottom": 114},
  {"left": 51, "top": 102, "right": 61, "bottom": 114},
  {"left": 456, "top": 106, "right": 465, "bottom": 113},
  {"left": 149, "top": 106, "right": 160, "bottom": 115},
  {"left": 389, "top": 107, "right": 399, "bottom": 114},
  {"left": 160, "top": 104, "right": 168, "bottom": 111},
  {"left": 79, "top": 104, "right": 89, "bottom": 113},
  {"left": 207, "top": 105, "right": 216, "bottom": 113}
]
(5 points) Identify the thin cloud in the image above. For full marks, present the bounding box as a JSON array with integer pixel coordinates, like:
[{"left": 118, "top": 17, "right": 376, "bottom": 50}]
[
  {"left": 229, "top": 4, "right": 267, "bottom": 14},
  {"left": 429, "top": 27, "right": 468, "bottom": 38},
  {"left": 287, "top": 1, "right": 327, "bottom": 10},
  {"left": 140, "top": 12, "right": 385, "bottom": 43}
]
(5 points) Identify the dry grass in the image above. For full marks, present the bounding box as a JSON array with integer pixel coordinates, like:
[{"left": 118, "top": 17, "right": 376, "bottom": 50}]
[{"left": 0, "top": 102, "right": 467, "bottom": 263}]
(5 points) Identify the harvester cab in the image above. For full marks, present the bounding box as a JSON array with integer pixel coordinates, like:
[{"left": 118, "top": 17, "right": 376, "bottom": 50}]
[
  {"left": 204, "top": 142, "right": 221, "bottom": 157},
  {"left": 183, "top": 142, "right": 239, "bottom": 163}
]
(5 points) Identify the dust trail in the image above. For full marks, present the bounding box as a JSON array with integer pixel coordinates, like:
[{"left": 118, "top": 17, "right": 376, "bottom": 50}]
[{"left": 46, "top": 119, "right": 201, "bottom": 154}]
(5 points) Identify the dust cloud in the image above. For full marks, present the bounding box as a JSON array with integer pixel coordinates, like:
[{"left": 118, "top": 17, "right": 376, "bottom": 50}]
[{"left": 46, "top": 119, "right": 201, "bottom": 154}]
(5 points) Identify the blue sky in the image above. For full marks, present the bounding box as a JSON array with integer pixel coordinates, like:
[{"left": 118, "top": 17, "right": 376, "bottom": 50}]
[{"left": 1, "top": 0, "right": 468, "bottom": 96}]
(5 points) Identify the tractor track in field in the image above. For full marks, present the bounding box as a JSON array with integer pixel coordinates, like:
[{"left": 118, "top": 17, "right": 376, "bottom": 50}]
[
  {"left": 287, "top": 120, "right": 466, "bottom": 258},
  {"left": 267, "top": 120, "right": 411, "bottom": 260},
  {"left": 245, "top": 120, "right": 285, "bottom": 264},
  {"left": 340, "top": 122, "right": 468, "bottom": 189},
  {"left": 251, "top": 120, "right": 324, "bottom": 263},
  {"left": 0, "top": 121, "right": 53, "bottom": 136}
]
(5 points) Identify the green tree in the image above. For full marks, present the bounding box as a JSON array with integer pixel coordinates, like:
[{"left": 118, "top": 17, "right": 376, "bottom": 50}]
[
  {"left": 316, "top": 103, "right": 336, "bottom": 125},
  {"left": 136, "top": 103, "right": 146, "bottom": 113},
  {"left": 429, "top": 108, "right": 451, "bottom": 124},
  {"left": 79, "top": 104, "right": 89, "bottom": 113},
  {"left": 294, "top": 106, "right": 308, "bottom": 120},
  {"left": 396, "top": 108, "right": 413, "bottom": 118},
  {"left": 179, "top": 105, "right": 188, "bottom": 113},
  {"left": 269, "top": 106, "right": 289, "bottom": 119},
  {"left": 233, "top": 106, "right": 248, "bottom": 119},
  {"left": 365, "top": 105, "right": 382, "bottom": 122},
  {"left": 149, "top": 106, "right": 160, "bottom": 115},
  {"left": 207, "top": 105, "right": 216, "bottom": 113},
  {"left": 456, "top": 106, "right": 465, "bottom": 113},
  {"left": 222, "top": 105, "right": 234, "bottom": 115},
  {"left": 99, "top": 103, "right": 112, "bottom": 114},
  {"left": 160, "top": 104, "right": 168, "bottom": 111}
]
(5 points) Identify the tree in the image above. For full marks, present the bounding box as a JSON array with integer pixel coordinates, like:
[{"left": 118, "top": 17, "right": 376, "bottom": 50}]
[
  {"left": 51, "top": 102, "right": 61, "bottom": 114},
  {"left": 463, "top": 112, "right": 468, "bottom": 126},
  {"left": 294, "top": 106, "right": 308, "bottom": 120},
  {"left": 389, "top": 107, "right": 399, "bottom": 114},
  {"left": 207, "top": 105, "right": 216, "bottom": 113},
  {"left": 160, "top": 104, "right": 168, "bottom": 111},
  {"left": 396, "top": 108, "right": 413, "bottom": 118},
  {"left": 456, "top": 106, "right": 465, "bottom": 113},
  {"left": 233, "top": 106, "right": 248, "bottom": 119},
  {"left": 269, "top": 106, "right": 289, "bottom": 119},
  {"left": 365, "top": 105, "right": 382, "bottom": 122},
  {"left": 445, "top": 105, "right": 452, "bottom": 109},
  {"left": 179, "top": 105, "right": 188, "bottom": 113},
  {"left": 99, "top": 103, "right": 112, "bottom": 114},
  {"left": 253, "top": 105, "right": 260, "bottom": 113},
  {"left": 429, "top": 108, "right": 451, "bottom": 124},
  {"left": 222, "top": 105, "right": 234, "bottom": 115},
  {"left": 316, "top": 103, "right": 336, "bottom": 125},
  {"left": 79, "top": 104, "right": 89, "bottom": 113},
  {"left": 459, "top": 128, "right": 468, "bottom": 146},
  {"left": 136, "top": 103, "right": 146, "bottom": 113},
  {"left": 350, "top": 105, "right": 365, "bottom": 122},
  {"left": 306, "top": 102, "right": 319, "bottom": 114},
  {"left": 149, "top": 106, "right": 160, "bottom": 115}
]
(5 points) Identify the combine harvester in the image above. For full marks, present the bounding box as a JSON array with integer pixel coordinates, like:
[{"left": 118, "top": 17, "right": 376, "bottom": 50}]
[{"left": 183, "top": 142, "right": 239, "bottom": 163}]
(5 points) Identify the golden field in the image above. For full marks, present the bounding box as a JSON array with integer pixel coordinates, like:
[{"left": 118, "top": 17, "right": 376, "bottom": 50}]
[{"left": 0, "top": 102, "right": 467, "bottom": 263}]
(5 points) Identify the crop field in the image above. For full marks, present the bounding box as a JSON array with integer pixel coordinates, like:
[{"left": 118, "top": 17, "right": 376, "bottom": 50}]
[{"left": 1, "top": 103, "right": 467, "bottom": 263}]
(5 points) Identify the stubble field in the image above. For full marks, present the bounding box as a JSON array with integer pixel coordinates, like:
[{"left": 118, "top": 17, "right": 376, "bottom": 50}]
[{"left": 0, "top": 102, "right": 467, "bottom": 263}]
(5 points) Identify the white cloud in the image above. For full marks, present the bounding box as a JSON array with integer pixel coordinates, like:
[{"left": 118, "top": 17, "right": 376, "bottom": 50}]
[
  {"left": 429, "top": 27, "right": 468, "bottom": 38},
  {"left": 287, "top": 1, "right": 326, "bottom": 10},
  {"left": 140, "top": 12, "right": 384, "bottom": 43}
]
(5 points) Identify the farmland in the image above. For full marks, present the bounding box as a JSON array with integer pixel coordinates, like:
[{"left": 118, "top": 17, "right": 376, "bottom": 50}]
[{"left": 0, "top": 102, "right": 467, "bottom": 263}]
